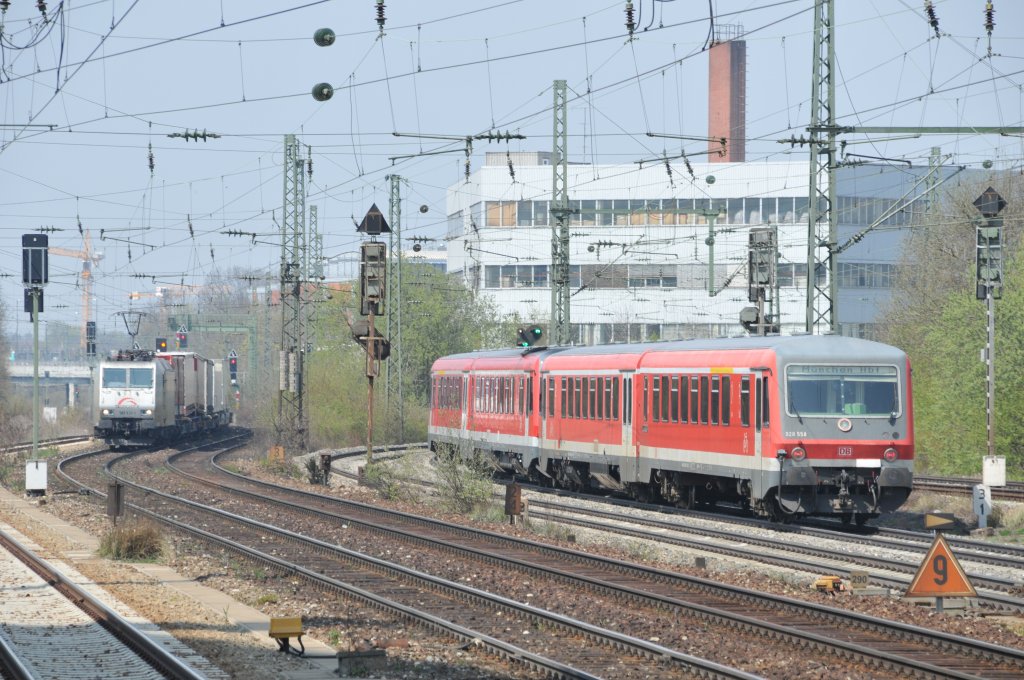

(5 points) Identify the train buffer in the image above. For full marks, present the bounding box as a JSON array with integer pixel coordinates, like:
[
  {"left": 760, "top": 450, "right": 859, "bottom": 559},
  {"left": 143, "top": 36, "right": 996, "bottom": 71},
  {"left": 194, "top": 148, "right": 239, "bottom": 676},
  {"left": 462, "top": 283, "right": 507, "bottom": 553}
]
[{"left": 269, "top": 616, "right": 305, "bottom": 655}]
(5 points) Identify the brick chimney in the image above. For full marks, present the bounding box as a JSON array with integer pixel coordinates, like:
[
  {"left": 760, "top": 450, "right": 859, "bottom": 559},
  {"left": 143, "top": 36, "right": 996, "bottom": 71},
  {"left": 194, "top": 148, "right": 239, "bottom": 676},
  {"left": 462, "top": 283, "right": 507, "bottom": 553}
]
[{"left": 708, "top": 26, "right": 746, "bottom": 163}]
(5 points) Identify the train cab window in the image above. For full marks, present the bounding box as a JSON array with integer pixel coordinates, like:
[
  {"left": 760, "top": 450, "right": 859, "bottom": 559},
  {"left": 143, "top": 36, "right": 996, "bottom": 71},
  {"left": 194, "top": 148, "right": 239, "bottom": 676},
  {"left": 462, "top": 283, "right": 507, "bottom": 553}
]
[
  {"left": 700, "top": 376, "right": 709, "bottom": 424},
  {"left": 652, "top": 377, "right": 661, "bottom": 422},
  {"left": 740, "top": 376, "right": 751, "bottom": 427},
  {"left": 670, "top": 376, "right": 679, "bottom": 423},
  {"left": 722, "top": 376, "right": 731, "bottom": 426},
  {"left": 689, "top": 377, "right": 699, "bottom": 423},
  {"left": 679, "top": 375, "right": 689, "bottom": 423},
  {"left": 102, "top": 368, "right": 127, "bottom": 388},
  {"left": 711, "top": 375, "right": 720, "bottom": 425}
]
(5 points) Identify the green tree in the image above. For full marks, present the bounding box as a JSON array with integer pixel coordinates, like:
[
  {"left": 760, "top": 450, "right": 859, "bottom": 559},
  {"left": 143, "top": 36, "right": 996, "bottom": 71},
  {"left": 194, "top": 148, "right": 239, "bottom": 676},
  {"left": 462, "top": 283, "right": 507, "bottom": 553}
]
[
  {"left": 304, "top": 263, "right": 514, "bottom": 449},
  {"left": 879, "top": 175, "right": 1024, "bottom": 476}
]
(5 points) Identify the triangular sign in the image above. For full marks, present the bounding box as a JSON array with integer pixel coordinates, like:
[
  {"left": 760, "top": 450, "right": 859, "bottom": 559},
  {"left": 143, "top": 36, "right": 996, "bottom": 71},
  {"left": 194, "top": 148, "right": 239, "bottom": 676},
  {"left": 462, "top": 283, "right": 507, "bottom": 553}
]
[
  {"left": 357, "top": 203, "right": 391, "bottom": 235},
  {"left": 973, "top": 187, "right": 1007, "bottom": 217},
  {"left": 905, "top": 533, "right": 977, "bottom": 598}
]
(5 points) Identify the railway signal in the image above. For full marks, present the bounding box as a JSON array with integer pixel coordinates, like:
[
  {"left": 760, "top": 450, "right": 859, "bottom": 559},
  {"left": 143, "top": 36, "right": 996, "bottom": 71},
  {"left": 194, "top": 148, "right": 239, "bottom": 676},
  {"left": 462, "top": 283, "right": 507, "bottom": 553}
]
[
  {"left": 156, "top": 337, "right": 168, "bottom": 351},
  {"left": 176, "top": 326, "right": 189, "bottom": 349},
  {"left": 516, "top": 325, "right": 543, "bottom": 347},
  {"left": 228, "top": 350, "right": 238, "bottom": 385}
]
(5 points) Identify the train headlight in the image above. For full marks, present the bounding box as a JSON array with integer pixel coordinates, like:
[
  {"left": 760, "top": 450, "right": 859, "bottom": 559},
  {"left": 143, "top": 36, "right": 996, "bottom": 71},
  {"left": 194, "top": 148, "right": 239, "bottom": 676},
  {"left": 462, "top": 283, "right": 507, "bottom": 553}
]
[
  {"left": 143, "top": 409, "right": 153, "bottom": 415},
  {"left": 101, "top": 408, "right": 111, "bottom": 416},
  {"left": 882, "top": 447, "right": 898, "bottom": 462},
  {"left": 790, "top": 446, "right": 807, "bottom": 462}
]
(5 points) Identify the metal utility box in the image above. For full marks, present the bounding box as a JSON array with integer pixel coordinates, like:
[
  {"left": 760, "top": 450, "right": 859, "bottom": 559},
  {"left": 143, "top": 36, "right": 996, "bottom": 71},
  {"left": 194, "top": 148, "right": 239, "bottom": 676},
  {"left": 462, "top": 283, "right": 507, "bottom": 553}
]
[
  {"left": 983, "top": 456, "right": 1006, "bottom": 487},
  {"left": 25, "top": 460, "right": 47, "bottom": 496}
]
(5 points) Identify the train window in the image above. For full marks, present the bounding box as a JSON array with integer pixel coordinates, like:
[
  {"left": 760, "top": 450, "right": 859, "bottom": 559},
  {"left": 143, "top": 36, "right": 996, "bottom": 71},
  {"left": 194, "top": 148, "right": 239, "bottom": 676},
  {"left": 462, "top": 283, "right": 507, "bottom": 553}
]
[
  {"left": 561, "top": 377, "right": 567, "bottom": 418},
  {"left": 740, "top": 376, "right": 751, "bottom": 427},
  {"left": 613, "top": 378, "right": 620, "bottom": 421},
  {"left": 519, "top": 377, "right": 524, "bottom": 414},
  {"left": 536, "top": 378, "right": 541, "bottom": 416},
  {"left": 622, "top": 377, "right": 630, "bottom": 424},
  {"left": 722, "top": 376, "right": 731, "bottom": 425},
  {"left": 670, "top": 376, "right": 679, "bottom": 423},
  {"left": 643, "top": 376, "right": 649, "bottom": 422},
  {"left": 690, "top": 376, "right": 699, "bottom": 423},
  {"left": 762, "top": 378, "right": 770, "bottom": 426},
  {"left": 679, "top": 375, "right": 688, "bottom": 423},
  {"left": 590, "top": 377, "right": 598, "bottom": 420},
  {"left": 711, "top": 375, "right": 720, "bottom": 425},
  {"left": 602, "top": 376, "right": 610, "bottom": 419},
  {"left": 755, "top": 377, "right": 762, "bottom": 432},
  {"left": 700, "top": 376, "right": 709, "bottom": 424},
  {"left": 547, "top": 378, "right": 555, "bottom": 417},
  {"left": 595, "top": 378, "right": 603, "bottom": 420},
  {"left": 660, "top": 376, "right": 670, "bottom": 424},
  {"left": 576, "top": 377, "right": 584, "bottom": 419},
  {"left": 652, "top": 376, "right": 661, "bottom": 422}
]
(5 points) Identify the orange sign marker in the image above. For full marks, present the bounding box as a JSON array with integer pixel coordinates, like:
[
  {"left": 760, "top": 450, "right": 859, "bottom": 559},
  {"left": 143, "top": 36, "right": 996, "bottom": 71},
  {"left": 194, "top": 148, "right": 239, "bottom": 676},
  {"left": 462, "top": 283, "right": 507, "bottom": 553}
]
[{"left": 905, "top": 534, "right": 977, "bottom": 599}]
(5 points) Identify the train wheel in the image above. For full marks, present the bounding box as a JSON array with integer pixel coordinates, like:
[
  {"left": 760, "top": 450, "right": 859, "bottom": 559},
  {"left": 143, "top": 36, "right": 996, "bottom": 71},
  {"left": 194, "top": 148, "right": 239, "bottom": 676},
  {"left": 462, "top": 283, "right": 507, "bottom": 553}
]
[
  {"left": 840, "top": 513, "right": 853, "bottom": 526},
  {"left": 855, "top": 514, "right": 871, "bottom": 527},
  {"left": 676, "top": 486, "right": 695, "bottom": 510}
]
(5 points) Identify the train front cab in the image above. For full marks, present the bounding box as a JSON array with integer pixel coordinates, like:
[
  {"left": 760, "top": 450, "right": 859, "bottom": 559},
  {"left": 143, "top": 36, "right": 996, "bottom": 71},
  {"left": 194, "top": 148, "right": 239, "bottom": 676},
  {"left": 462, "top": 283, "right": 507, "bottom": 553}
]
[{"left": 766, "top": 355, "right": 913, "bottom": 524}]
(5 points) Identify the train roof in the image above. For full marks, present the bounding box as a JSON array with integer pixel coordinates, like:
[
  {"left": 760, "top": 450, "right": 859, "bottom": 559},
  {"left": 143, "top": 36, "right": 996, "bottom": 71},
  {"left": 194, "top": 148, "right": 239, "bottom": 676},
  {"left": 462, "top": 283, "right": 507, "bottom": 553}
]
[{"left": 434, "top": 334, "right": 906, "bottom": 366}]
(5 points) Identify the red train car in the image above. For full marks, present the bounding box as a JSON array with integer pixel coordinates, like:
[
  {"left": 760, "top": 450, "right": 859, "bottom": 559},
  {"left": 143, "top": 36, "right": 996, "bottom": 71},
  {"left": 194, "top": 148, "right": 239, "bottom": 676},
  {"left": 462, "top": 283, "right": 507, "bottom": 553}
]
[{"left": 429, "top": 335, "right": 913, "bottom": 524}]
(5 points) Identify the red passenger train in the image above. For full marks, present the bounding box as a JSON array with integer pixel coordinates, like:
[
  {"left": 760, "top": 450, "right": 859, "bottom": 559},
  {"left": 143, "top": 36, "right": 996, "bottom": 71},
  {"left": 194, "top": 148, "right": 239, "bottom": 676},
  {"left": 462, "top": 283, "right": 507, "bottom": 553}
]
[{"left": 429, "top": 335, "right": 913, "bottom": 524}]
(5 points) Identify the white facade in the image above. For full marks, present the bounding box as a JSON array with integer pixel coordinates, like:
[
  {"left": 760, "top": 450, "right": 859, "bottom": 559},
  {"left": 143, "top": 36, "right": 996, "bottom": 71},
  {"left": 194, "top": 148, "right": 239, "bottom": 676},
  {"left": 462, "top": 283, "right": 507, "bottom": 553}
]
[{"left": 447, "top": 156, "right": 935, "bottom": 344}]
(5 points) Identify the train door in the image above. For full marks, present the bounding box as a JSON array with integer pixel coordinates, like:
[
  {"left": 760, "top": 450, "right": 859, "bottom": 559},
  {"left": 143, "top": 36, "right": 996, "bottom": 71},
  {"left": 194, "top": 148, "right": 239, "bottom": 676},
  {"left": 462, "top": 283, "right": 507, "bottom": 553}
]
[
  {"left": 461, "top": 374, "right": 469, "bottom": 436},
  {"left": 621, "top": 372, "right": 635, "bottom": 481}
]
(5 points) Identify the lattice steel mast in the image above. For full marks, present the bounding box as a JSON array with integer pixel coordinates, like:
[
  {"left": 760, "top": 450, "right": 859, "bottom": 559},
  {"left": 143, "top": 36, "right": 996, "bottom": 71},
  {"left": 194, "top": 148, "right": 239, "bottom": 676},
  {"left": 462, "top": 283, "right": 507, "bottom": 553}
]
[
  {"left": 277, "top": 134, "right": 308, "bottom": 453},
  {"left": 805, "top": 0, "right": 837, "bottom": 334},
  {"left": 386, "top": 174, "right": 404, "bottom": 442},
  {"left": 550, "top": 79, "right": 572, "bottom": 346}
]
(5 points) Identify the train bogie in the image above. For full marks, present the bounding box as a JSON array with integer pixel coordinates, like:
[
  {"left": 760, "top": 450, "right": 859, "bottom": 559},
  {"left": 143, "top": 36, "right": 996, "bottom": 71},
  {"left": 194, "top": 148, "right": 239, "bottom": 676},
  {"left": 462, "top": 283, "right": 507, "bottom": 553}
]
[{"left": 428, "top": 335, "right": 914, "bottom": 523}]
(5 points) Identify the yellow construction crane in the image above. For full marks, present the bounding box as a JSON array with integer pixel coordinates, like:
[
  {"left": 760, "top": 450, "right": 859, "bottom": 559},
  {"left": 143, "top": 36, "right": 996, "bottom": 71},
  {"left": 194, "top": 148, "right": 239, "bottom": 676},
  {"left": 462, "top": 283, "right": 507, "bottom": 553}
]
[{"left": 49, "top": 230, "right": 102, "bottom": 355}]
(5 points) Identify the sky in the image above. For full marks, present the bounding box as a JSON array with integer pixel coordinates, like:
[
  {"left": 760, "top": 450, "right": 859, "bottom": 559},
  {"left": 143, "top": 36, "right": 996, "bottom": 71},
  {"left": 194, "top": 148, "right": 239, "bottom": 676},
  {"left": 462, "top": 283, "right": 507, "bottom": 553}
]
[{"left": 1, "top": 0, "right": 1022, "bottom": 348}]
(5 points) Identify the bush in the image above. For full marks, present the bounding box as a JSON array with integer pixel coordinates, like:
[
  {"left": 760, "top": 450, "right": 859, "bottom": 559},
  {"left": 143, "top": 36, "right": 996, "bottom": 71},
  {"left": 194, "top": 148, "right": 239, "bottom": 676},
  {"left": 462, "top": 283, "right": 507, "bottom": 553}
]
[
  {"left": 433, "top": 443, "right": 496, "bottom": 514},
  {"left": 99, "top": 521, "right": 163, "bottom": 561}
]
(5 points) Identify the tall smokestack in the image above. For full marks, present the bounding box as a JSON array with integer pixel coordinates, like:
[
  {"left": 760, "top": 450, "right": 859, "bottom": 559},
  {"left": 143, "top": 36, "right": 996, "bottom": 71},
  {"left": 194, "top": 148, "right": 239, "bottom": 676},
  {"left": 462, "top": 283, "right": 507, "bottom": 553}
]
[{"left": 708, "top": 25, "right": 746, "bottom": 163}]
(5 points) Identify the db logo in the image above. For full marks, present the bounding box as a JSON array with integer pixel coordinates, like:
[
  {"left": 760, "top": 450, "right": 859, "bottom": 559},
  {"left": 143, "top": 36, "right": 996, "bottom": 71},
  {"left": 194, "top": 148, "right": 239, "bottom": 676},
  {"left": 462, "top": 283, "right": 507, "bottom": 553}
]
[
  {"left": 837, "top": 446, "right": 853, "bottom": 457},
  {"left": 117, "top": 397, "right": 138, "bottom": 407}
]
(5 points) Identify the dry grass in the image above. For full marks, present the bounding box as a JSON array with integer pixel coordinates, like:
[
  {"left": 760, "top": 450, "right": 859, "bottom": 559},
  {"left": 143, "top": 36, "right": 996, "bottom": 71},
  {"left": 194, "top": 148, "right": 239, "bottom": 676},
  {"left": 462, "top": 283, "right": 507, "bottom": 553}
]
[{"left": 98, "top": 520, "right": 163, "bottom": 561}]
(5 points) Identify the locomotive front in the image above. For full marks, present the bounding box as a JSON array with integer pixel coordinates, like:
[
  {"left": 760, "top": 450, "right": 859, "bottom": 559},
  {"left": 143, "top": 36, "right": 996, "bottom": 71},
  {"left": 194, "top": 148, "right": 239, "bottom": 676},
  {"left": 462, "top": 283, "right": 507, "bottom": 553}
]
[
  {"left": 95, "top": 350, "right": 170, "bottom": 448},
  {"left": 771, "top": 339, "right": 913, "bottom": 524}
]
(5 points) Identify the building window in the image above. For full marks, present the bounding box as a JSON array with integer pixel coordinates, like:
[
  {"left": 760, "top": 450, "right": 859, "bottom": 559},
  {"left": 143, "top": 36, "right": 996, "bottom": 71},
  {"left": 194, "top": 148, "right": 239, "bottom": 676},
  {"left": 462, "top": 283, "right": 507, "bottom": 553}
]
[
  {"left": 628, "top": 264, "right": 677, "bottom": 288},
  {"left": 484, "top": 265, "right": 550, "bottom": 288},
  {"left": 838, "top": 263, "right": 897, "bottom": 288},
  {"left": 485, "top": 201, "right": 516, "bottom": 227}
]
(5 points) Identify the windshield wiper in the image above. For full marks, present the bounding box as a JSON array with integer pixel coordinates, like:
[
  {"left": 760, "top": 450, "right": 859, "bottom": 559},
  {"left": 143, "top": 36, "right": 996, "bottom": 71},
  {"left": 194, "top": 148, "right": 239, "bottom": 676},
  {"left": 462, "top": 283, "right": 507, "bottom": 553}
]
[{"left": 789, "top": 399, "right": 803, "bottom": 424}]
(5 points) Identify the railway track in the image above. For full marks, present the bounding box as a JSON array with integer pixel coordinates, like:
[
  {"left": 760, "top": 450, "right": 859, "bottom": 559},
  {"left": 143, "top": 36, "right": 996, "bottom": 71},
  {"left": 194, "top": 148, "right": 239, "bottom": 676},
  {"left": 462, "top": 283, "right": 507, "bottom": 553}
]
[
  {"left": 330, "top": 446, "right": 1024, "bottom": 607},
  {"left": 0, "top": 525, "right": 207, "bottom": 680},
  {"left": 914, "top": 475, "right": 1024, "bottom": 502},
  {"left": 0, "top": 435, "right": 93, "bottom": 457},
  {"left": 58, "top": 439, "right": 759, "bottom": 680},
  {"left": 124, "top": 443, "right": 1024, "bottom": 678}
]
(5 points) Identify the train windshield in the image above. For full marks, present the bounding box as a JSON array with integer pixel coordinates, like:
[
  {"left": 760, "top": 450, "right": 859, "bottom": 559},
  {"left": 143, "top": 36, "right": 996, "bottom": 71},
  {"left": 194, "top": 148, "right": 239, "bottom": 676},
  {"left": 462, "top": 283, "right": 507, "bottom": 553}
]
[
  {"left": 102, "top": 367, "right": 154, "bottom": 389},
  {"left": 785, "top": 365, "right": 899, "bottom": 417}
]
